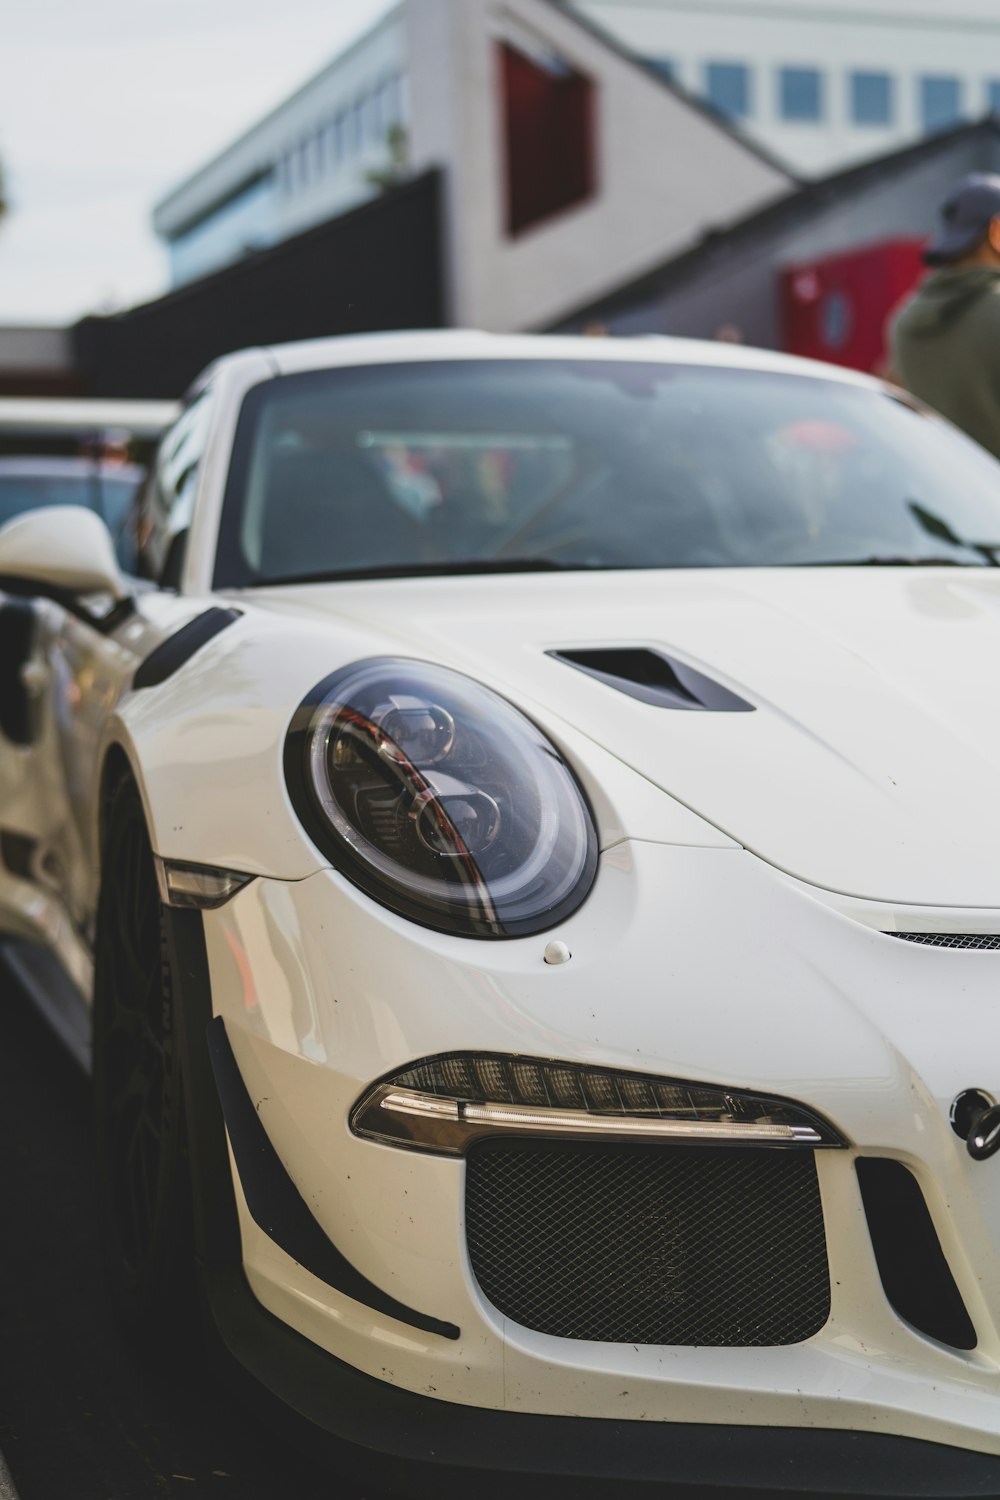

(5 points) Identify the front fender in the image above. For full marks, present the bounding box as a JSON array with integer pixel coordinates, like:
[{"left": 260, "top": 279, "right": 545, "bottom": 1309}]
[
  {"left": 111, "top": 604, "right": 736, "bottom": 881},
  {"left": 113, "top": 607, "right": 393, "bottom": 878}
]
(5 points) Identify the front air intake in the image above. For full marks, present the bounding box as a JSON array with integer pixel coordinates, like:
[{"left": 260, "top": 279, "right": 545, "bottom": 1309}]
[
  {"left": 465, "top": 1139, "right": 831, "bottom": 1345},
  {"left": 856, "top": 1158, "right": 976, "bottom": 1350}
]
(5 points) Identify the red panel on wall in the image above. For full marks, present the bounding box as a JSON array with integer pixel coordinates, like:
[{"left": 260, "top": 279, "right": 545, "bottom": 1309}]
[
  {"left": 500, "top": 41, "right": 596, "bottom": 238},
  {"left": 780, "top": 239, "right": 926, "bottom": 374}
]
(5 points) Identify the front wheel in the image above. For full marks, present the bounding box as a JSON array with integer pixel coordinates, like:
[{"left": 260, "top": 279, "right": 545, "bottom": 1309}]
[{"left": 92, "top": 775, "right": 195, "bottom": 1341}]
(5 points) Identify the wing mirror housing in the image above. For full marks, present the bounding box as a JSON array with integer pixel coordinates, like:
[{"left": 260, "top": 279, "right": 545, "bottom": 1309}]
[{"left": 0, "top": 505, "right": 129, "bottom": 602}]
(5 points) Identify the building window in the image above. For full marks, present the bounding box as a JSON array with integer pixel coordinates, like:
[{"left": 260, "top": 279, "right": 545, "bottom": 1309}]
[
  {"left": 988, "top": 79, "right": 1000, "bottom": 115},
  {"left": 779, "top": 66, "right": 822, "bottom": 122},
  {"left": 705, "top": 61, "right": 751, "bottom": 119},
  {"left": 334, "top": 111, "right": 348, "bottom": 161},
  {"left": 325, "top": 119, "right": 339, "bottom": 166},
  {"left": 367, "top": 85, "right": 383, "bottom": 139},
  {"left": 646, "top": 57, "right": 677, "bottom": 83},
  {"left": 352, "top": 96, "right": 366, "bottom": 151},
  {"left": 850, "top": 70, "right": 893, "bottom": 126},
  {"left": 381, "top": 73, "right": 401, "bottom": 127},
  {"left": 499, "top": 40, "right": 596, "bottom": 237},
  {"left": 920, "top": 75, "right": 962, "bottom": 131}
]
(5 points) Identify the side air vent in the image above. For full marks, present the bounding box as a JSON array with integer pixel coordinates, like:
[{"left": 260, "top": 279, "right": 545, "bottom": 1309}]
[
  {"left": 549, "top": 648, "right": 753, "bottom": 712},
  {"left": 888, "top": 933, "right": 1000, "bottom": 951},
  {"left": 133, "top": 607, "right": 239, "bottom": 691},
  {"left": 856, "top": 1158, "right": 976, "bottom": 1350}
]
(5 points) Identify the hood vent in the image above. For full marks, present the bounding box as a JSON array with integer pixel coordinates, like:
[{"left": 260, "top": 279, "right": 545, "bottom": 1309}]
[{"left": 549, "top": 648, "right": 753, "bottom": 713}]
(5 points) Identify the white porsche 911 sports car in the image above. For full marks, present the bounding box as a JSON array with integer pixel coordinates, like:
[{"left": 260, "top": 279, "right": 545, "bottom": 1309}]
[{"left": 6, "top": 331, "right": 1000, "bottom": 1497}]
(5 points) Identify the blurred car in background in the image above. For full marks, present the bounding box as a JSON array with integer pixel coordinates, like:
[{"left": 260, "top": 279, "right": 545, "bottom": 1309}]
[
  {"left": 0, "top": 396, "right": 178, "bottom": 449},
  {"left": 0, "top": 457, "right": 146, "bottom": 573},
  {"left": 0, "top": 398, "right": 178, "bottom": 575}
]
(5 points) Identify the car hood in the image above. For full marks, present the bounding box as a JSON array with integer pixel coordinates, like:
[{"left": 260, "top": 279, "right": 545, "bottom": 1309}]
[{"left": 247, "top": 567, "right": 1000, "bottom": 907}]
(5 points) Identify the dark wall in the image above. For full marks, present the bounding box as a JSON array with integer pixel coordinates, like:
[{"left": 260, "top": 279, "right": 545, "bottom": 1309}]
[{"left": 73, "top": 170, "right": 445, "bottom": 399}]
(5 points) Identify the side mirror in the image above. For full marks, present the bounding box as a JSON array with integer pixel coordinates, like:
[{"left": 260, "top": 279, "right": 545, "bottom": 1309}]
[{"left": 0, "top": 505, "right": 129, "bottom": 602}]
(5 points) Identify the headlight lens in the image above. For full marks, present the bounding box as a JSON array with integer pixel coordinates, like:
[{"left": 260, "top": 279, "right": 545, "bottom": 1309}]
[{"left": 284, "top": 657, "right": 598, "bottom": 937}]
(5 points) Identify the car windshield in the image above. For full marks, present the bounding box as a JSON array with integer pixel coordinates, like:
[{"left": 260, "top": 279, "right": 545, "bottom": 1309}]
[
  {"left": 0, "top": 463, "right": 143, "bottom": 573},
  {"left": 214, "top": 358, "right": 1000, "bottom": 587}
]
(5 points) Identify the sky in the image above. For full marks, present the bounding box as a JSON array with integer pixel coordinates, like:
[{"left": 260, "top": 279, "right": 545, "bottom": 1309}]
[{"left": 0, "top": 0, "right": 394, "bottom": 325}]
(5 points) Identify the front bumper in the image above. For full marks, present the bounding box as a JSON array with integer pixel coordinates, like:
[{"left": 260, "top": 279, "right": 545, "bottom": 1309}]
[
  {"left": 197, "top": 839, "right": 1000, "bottom": 1462},
  {"left": 204, "top": 1265, "right": 1000, "bottom": 1500}
]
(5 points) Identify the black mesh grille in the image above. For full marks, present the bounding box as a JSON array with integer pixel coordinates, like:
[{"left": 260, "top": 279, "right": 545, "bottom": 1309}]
[
  {"left": 465, "top": 1141, "right": 830, "bottom": 1345},
  {"left": 888, "top": 932, "right": 1000, "bottom": 950}
]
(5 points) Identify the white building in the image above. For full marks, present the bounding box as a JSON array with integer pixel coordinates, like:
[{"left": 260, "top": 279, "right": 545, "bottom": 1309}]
[
  {"left": 571, "top": 0, "right": 1000, "bottom": 176},
  {"left": 153, "top": 7, "right": 408, "bottom": 286},
  {"left": 151, "top": 0, "right": 790, "bottom": 335}
]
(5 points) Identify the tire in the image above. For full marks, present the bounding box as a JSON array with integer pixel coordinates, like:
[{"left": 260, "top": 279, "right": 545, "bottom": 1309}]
[{"left": 92, "top": 773, "right": 196, "bottom": 1345}]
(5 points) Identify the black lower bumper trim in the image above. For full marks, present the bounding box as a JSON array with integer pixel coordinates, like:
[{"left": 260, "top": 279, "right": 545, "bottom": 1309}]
[
  {"left": 202, "top": 1264, "right": 1000, "bottom": 1500},
  {"left": 206, "top": 1015, "right": 459, "bottom": 1341}
]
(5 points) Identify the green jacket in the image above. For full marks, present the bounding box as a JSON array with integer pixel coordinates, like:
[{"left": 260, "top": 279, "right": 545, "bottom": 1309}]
[{"left": 889, "top": 266, "right": 1000, "bottom": 461}]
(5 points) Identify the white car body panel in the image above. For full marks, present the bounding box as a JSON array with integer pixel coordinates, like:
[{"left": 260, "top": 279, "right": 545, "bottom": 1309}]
[
  {"left": 205, "top": 846, "right": 1000, "bottom": 1450},
  {"left": 117, "top": 596, "right": 736, "bottom": 878},
  {"left": 231, "top": 565, "right": 1000, "bottom": 905},
  {"left": 6, "top": 329, "right": 1000, "bottom": 1474}
]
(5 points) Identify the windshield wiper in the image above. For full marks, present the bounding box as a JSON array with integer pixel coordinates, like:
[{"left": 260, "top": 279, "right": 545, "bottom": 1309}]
[
  {"left": 256, "top": 557, "right": 613, "bottom": 586},
  {"left": 906, "top": 501, "right": 1000, "bottom": 566}
]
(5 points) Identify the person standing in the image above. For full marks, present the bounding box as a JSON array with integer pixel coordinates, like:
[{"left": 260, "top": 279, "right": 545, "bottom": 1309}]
[{"left": 889, "top": 173, "right": 1000, "bottom": 461}]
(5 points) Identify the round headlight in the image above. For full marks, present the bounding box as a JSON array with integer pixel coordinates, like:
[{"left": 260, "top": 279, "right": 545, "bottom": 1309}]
[{"left": 284, "top": 658, "right": 598, "bottom": 938}]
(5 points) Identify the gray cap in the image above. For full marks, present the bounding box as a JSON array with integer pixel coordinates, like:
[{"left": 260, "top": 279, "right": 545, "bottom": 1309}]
[{"left": 925, "top": 173, "right": 1000, "bottom": 265}]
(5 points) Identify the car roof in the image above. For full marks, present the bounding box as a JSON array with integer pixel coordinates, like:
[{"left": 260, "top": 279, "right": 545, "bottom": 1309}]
[{"left": 225, "top": 329, "right": 880, "bottom": 391}]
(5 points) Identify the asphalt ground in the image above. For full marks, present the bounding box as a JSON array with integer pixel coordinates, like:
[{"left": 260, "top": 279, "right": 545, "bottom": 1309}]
[{"left": 0, "top": 958, "right": 390, "bottom": 1500}]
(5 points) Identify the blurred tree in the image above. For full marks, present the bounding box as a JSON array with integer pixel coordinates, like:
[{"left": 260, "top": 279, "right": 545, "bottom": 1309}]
[{"left": 366, "top": 125, "right": 409, "bottom": 193}]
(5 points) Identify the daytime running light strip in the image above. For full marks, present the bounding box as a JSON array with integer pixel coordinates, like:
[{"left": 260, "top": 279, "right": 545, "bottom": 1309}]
[{"left": 371, "top": 1085, "right": 823, "bottom": 1147}]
